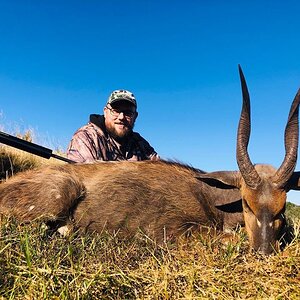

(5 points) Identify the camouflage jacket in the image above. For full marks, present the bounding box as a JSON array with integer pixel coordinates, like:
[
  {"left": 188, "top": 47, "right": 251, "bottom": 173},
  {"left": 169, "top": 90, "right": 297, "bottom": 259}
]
[{"left": 66, "top": 114, "right": 159, "bottom": 163}]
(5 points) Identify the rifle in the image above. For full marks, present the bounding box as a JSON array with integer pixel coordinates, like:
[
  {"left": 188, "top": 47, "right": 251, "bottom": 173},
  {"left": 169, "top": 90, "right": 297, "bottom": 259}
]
[{"left": 0, "top": 131, "right": 75, "bottom": 163}]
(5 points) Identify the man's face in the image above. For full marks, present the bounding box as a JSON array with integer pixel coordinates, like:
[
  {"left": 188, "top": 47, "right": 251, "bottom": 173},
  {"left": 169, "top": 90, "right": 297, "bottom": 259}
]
[{"left": 104, "top": 100, "right": 138, "bottom": 141}]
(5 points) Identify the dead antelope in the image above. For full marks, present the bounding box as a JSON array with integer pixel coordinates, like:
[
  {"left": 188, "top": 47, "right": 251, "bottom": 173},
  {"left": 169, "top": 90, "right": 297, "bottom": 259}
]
[{"left": 0, "top": 67, "right": 299, "bottom": 254}]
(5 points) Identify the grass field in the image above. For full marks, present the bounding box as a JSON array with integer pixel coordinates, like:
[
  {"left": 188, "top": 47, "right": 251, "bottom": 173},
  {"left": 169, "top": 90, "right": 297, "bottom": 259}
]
[
  {"left": 0, "top": 143, "right": 300, "bottom": 299},
  {"left": 0, "top": 217, "right": 299, "bottom": 299}
]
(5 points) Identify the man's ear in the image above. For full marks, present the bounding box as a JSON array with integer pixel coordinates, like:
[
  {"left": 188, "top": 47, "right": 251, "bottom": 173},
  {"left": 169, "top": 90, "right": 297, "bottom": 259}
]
[
  {"left": 134, "top": 111, "right": 138, "bottom": 121},
  {"left": 104, "top": 106, "right": 108, "bottom": 115},
  {"left": 196, "top": 171, "right": 241, "bottom": 189}
]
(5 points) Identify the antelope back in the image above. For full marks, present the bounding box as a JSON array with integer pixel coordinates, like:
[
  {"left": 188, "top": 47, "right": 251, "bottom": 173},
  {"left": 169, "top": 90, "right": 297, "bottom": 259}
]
[{"left": 0, "top": 161, "right": 226, "bottom": 241}]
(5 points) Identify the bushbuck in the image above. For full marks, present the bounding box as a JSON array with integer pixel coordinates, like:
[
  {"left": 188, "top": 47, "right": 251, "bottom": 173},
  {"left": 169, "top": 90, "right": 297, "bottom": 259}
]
[{"left": 0, "top": 67, "right": 299, "bottom": 254}]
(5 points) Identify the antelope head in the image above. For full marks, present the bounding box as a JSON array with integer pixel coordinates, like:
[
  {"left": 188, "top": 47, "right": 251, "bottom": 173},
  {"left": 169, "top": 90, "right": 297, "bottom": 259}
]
[{"left": 197, "top": 66, "right": 300, "bottom": 254}]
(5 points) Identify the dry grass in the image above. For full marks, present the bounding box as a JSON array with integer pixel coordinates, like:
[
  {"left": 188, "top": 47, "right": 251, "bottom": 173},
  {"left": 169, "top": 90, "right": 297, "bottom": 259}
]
[
  {"left": 0, "top": 146, "right": 65, "bottom": 179},
  {"left": 0, "top": 218, "right": 299, "bottom": 299},
  {"left": 0, "top": 143, "right": 300, "bottom": 299}
]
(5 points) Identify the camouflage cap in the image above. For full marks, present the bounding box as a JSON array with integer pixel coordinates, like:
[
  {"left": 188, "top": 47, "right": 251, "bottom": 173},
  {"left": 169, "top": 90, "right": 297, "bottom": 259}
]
[{"left": 107, "top": 90, "right": 137, "bottom": 108}]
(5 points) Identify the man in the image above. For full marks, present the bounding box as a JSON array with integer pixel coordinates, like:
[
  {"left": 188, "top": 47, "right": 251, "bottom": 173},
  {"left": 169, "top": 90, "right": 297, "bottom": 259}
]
[{"left": 67, "top": 89, "right": 159, "bottom": 162}]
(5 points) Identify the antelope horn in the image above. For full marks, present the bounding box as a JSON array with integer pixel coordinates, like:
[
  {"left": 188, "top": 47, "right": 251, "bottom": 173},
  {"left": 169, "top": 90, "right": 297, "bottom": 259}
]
[
  {"left": 236, "top": 65, "right": 261, "bottom": 189},
  {"left": 272, "top": 89, "right": 300, "bottom": 187}
]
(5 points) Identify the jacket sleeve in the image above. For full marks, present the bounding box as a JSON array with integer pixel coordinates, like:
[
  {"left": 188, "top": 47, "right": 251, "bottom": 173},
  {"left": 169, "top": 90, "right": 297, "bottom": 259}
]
[
  {"left": 133, "top": 133, "right": 159, "bottom": 161},
  {"left": 66, "top": 127, "right": 100, "bottom": 163}
]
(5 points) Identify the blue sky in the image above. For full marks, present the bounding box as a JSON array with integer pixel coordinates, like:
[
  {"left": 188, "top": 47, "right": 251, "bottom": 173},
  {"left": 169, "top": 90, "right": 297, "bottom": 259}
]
[{"left": 1, "top": 1, "right": 300, "bottom": 204}]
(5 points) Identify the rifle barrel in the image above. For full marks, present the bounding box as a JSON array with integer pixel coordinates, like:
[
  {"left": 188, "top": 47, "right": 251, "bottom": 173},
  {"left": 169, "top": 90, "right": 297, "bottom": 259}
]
[{"left": 0, "top": 131, "right": 75, "bottom": 163}]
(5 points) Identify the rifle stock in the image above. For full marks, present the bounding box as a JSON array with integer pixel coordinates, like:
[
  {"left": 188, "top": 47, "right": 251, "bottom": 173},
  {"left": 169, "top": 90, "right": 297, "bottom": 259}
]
[{"left": 0, "top": 131, "right": 75, "bottom": 163}]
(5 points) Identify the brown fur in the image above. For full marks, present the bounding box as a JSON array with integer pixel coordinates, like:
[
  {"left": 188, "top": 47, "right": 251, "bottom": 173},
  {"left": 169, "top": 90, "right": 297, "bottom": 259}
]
[{"left": 0, "top": 160, "right": 243, "bottom": 241}]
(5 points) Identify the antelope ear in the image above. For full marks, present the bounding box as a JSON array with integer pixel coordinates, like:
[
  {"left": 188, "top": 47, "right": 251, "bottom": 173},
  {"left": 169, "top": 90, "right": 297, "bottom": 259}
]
[
  {"left": 285, "top": 172, "right": 300, "bottom": 191},
  {"left": 196, "top": 171, "right": 241, "bottom": 189},
  {"left": 196, "top": 171, "right": 242, "bottom": 207}
]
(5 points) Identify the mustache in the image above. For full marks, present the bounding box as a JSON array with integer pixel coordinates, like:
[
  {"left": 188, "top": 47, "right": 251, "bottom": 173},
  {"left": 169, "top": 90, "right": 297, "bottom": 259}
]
[{"left": 114, "top": 121, "right": 132, "bottom": 128}]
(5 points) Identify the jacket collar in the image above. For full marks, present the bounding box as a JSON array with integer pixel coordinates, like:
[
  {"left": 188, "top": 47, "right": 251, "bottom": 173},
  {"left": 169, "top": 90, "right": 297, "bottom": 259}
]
[{"left": 89, "top": 114, "right": 107, "bottom": 133}]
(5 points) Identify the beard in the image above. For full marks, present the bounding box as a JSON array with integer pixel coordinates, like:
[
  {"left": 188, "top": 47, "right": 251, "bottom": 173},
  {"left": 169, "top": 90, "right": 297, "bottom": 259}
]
[{"left": 106, "top": 121, "right": 134, "bottom": 143}]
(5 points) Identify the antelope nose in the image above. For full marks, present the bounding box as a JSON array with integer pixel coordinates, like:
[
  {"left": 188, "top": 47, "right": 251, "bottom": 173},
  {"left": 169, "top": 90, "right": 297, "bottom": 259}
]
[{"left": 258, "top": 243, "right": 275, "bottom": 255}]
